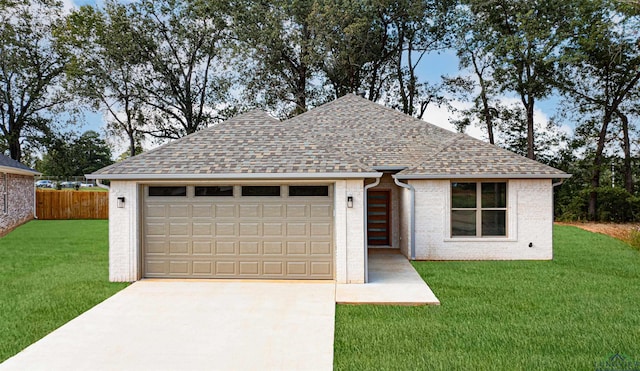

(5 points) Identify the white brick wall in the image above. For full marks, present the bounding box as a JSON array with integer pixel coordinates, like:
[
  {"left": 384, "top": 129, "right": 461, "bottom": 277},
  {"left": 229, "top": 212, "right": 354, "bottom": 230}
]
[
  {"left": 411, "top": 179, "right": 553, "bottom": 260},
  {"left": 335, "top": 179, "right": 365, "bottom": 283},
  {"left": 398, "top": 187, "right": 410, "bottom": 258},
  {"left": 109, "top": 181, "right": 140, "bottom": 282}
]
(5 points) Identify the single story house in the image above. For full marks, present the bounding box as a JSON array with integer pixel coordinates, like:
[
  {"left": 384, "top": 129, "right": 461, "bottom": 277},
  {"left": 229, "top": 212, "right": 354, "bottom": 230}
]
[
  {"left": 87, "top": 94, "right": 570, "bottom": 283},
  {"left": 0, "top": 154, "right": 40, "bottom": 236}
]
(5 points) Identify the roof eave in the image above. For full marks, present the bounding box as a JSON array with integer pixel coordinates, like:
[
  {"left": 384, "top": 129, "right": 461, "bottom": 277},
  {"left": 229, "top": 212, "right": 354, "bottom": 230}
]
[
  {"left": 0, "top": 165, "right": 40, "bottom": 176},
  {"left": 394, "top": 173, "right": 572, "bottom": 180},
  {"left": 85, "top": 172, "right": 384, "bottom": 180}
]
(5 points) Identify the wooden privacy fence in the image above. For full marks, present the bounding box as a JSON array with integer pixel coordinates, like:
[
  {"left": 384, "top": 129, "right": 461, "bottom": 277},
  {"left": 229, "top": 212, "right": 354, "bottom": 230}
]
[{"left": 36, "top": 190, "right": 109, "bottom": 220}]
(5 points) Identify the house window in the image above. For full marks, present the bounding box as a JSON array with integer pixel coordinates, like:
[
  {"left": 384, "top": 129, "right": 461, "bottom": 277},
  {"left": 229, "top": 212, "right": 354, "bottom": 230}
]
[
  {"left": 451, "top": 182, "right": 507, "bottom": 237},
  {"left": 148, "top": 186, "right": 187, "bottom": 197},
  {"left": 289, "top": 186, "right": 329, "bottom": 197},
  {"left": 195, "top": 186, "right": 233, "bottom": 196},
  {"left": 241, "top": 186, "right": 280, "bottom": 197}
]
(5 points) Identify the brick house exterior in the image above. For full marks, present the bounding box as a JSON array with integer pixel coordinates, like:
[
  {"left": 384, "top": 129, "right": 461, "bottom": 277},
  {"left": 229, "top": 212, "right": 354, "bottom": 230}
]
[
  {"left": 88, "top": 94, "right": 570, "bottom": 283},
  {"left": 0, "top": 155, "right": 39, "bottom": 236}
]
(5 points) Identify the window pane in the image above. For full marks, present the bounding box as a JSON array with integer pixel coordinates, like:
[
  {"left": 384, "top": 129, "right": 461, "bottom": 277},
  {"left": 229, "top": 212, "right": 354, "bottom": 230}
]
[
  {"left": 241, "top": 186, "right": 280, "bottom": 196},
  {"left": 452, "top": 182, "right": 477, "bottom": 208},
  {"left": 148, "top": 186, "right": 186, "bottom": 197},
  {"left": 482, "top": 210, "right": 506, "bottom": 236},
  {"left": 481, "top": 182, "right": 506, "bottom": 208},
  {"left": 289, "top": 186, "right": 329, "bottom": 196},
  {"left": 452, "top": 210, "right": 476, "bottom": 236},
  {"left": 195, "top": 186, "right": 233, "bottom": 196}
]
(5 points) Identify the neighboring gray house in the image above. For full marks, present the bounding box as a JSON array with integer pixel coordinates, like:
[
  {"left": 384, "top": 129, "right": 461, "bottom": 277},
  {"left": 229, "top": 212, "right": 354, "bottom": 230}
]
[
  {"left": 0, "top": 154, "right": 39, "bottom": 236},
  {"left": 87, "top": 94, "right": 570, "bottom": 283}
]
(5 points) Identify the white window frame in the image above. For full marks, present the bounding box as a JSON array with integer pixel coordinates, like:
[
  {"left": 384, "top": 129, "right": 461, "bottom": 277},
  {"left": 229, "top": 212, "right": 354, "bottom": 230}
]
[{"left": 450, "top": 181, "right": 508, "bottom": 238}]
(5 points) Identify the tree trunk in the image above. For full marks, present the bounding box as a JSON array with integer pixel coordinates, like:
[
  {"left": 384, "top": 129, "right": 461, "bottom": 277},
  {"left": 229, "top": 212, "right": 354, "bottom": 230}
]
[
  {"left": 589, "top": 109, "right": 613, "bottom": 221},
  {"left": 526, "top": 96, "right": 535, "bottom": 160},
  {"left": 129, "top": 134, "right": 136, "bottom": 158},
  {"left": 617, "top": 110, "right": 633, "bottom": 194},
  {"left": 8, "top": 130, "right": 21, "bottom": 161},
  {"left": 479, "top": 87, "right": 494, "bottom": 144}
]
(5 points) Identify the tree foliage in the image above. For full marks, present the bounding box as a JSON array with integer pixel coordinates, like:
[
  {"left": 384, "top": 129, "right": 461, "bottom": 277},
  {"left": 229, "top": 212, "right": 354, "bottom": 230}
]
[
  {"left": 63, "top": 2, "right": 147, "bottom": 158},
  {"left": 37, "top": 130, "right": 113, "bottom": 177},
  {"left": 0, "top": 0, "right": 69, "bottom": 161}
]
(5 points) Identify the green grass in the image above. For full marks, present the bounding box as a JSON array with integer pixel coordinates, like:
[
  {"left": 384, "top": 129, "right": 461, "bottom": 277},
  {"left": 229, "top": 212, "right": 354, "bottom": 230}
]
[
  {"left": 334, "top": 226, "right": 640, "bottom": 370},
  {"left": 0, "top": 220, "right": 128, "bottom": 362}
]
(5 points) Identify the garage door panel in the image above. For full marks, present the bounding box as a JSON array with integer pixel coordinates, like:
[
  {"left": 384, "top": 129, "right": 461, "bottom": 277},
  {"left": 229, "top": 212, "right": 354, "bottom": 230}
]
[
  {"left": 263, "top": 223, "right": 283, "bottom": 236},
  {"left": 169, "top": 241, "right": 189, "bottom": 255},
  {"left": 215, "top": 223, "right": 236, "bottom": 237},
  {"left": 192, "top": 241, "right": 213, "bottom": 255},
  {"left": 146, "top": 205, "right": 166, "bottom": 217},
  {"left": 146, "top": 240, "right": 167, "bottom": 255},
  {"left": 169, "top": 223, "right": 189, "bottom": 236},
  {"left": 239, "top": 241, "right": 259, "bottom": 255},
  {"left": 311, "top": 223, "right": 331, "bottom": 237},
  {"left": 169, "top": 261, "right": 190, "bottom": 274},
  {"left": 239, "top": 223, "right": 259, "bottom": 236},
  {"left": 239, "top": 204, "right": 260, "bottom": 217},
  {"left": 239, "top": 262, "right": 259, "bottom": 275},
  {"left": 192, "top": 223, "right": 213, "bottom": 236},
  {"left": 144, "top": 185, "right": 333, "bottom": 279},
  {"left": 215, "top": 241, "right": 236, "bottom": 255},
  {"left": 145, "top": 260, "right": 166, "bottom": 275},
  {"left": 287, "top": 262, "right": 308, "bottom": 275},
  {"left": 215, "top": 204, "right": 236, "bottom": 217},
  {"left": 310, "top": 241, "right": 331, "bottom": 255},
  {"left": 263, "top": 205, "right": 283, "bottom": 217},
  {"left": 192, "top": 261, "right": 213, "bottom": 275},
  {"left": 215, "top": 261, "right": 236, "bottom": 275},
  {"left": 310, "top": 205, "right": 331, "bottom": 217},
  {"left": 287, "top": 223, "right": 307, "bottom": 236},
  {"left": 311, "top": 261, "right": 332, "bottom": 275},
  {"left": 192, "top": 204, "right": 213, "bottom": 218},
  {"left": 147, "top": 223, "right": 167, "bottom": 236},
  {"left": 263, "top": 261, "right": 284, "bottom": 275},
  {"left": 286, "top": 205, "right": 307, "bottom": 218},
  {"left": 286, "top": 241, "right": 307, "bottom": 255},
  {"left": 263, "top": 242, "right": 283, "bottom": 255},
  {"left": 169, "top": 205, "right": 189, "bottom": 217}
]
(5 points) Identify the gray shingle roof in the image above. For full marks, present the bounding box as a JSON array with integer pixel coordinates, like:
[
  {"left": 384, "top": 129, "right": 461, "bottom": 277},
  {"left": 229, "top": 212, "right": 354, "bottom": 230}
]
[
  {"left": 89, "top": 94, "right": 568, "bottom": 179},
  {"left": 0, "top": 154, "right": 39, "bottom": 175}
]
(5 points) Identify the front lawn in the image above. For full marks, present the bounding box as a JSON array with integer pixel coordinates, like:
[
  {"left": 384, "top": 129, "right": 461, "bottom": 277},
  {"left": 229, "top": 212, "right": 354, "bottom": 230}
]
[
  {"left": 0, "top": 220, "right": 128, "bottom": 362},
  {"left": 334, "top": 226, "right": 640, "bottom": 370}
]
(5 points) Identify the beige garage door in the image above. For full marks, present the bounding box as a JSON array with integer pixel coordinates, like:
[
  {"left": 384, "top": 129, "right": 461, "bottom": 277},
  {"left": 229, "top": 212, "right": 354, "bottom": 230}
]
[{"left": 143, "top": 185, "right": 333, "bottom": 279}]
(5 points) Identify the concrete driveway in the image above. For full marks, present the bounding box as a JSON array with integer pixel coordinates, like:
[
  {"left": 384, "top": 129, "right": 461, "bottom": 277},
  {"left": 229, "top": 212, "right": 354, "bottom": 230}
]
[{"left": 0, "top": 280, "right": 336, "bottom": 371}]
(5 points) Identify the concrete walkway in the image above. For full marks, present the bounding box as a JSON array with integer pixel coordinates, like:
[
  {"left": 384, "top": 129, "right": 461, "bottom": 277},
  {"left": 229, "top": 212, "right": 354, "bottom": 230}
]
[
  {"left": 1, "top": 252, "right": 438, "bottom": 370},
  {"left": 0, "top": 281, "right": 336, "bottom": 371},
  {"left": 336, "top": 251, "right": 440, "bottom": 305}
]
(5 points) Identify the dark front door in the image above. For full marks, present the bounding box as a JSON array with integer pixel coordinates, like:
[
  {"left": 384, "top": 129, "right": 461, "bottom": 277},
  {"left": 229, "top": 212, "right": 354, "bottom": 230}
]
[{"left": 367, "top": 190, "right": 390, "bottom": 245}]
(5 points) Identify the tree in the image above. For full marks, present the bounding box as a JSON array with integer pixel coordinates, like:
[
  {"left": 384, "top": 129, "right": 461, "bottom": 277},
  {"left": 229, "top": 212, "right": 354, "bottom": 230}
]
[
  {"left": 467, "top": 0, "right": 577, "bottom": 159},
  {"left": 445, "top": 5, "right": 501, "bottom": 144},
  {"left": 63, "top": 2, "right": 147, "bottom": 158},
  {"left": 130, "top": 0, "right": 234, "bottom": 139},
  {"left": 0, "top": 0, "right": 69, "bottom": 161},
  {"left": 231, "top": 0, "right": 323, "bottom": 117},
  {"left": 386, "top": 0, "right": 456, "bottom": 118},
  {"left": 556, "top": 0, "right": 640, "bottom": 219},
  {"left": 309, "top": 0, "right": 395, "bottom": 101},
  {"left": 38, "top": 130, "right": 113, "bottom": 177}
]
